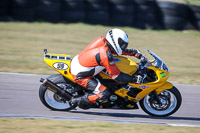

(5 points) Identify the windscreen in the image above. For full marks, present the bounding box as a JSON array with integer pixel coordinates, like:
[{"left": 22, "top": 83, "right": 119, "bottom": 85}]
[{"left": 146, "top": 50, "right": 169, "bottom": 72}]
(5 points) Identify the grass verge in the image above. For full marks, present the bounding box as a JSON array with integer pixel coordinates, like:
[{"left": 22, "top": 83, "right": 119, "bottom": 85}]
[
  {"left": 0, "top": 22, "right": 200, "bottom": 84},
  {"left": 0, "top": 118, "right": 200, "bottom": 133}
]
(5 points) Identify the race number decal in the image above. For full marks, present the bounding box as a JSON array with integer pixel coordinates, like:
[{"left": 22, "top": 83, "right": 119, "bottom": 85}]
[{"left": 53, "top": 62, "right": 68, "bottom": 70}]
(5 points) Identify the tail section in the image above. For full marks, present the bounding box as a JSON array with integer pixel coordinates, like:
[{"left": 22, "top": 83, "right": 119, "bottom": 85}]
[{"left": 43, "top": 49, "right": 75, "bottom": 82}]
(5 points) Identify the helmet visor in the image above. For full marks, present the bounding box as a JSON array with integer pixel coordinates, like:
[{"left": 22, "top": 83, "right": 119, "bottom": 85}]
[{"left": 118, "top": 38, "right": 128, "bottom": 52}]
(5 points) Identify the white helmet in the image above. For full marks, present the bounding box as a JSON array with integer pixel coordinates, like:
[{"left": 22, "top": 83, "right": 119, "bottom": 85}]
[{"left": 106, "top": 28, "right": 129, "bottom": 55}]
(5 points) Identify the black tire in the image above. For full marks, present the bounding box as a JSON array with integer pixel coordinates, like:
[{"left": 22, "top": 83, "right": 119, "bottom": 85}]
[
  {"left": 197, "top": 21, "right": 200, "bottom": 30},
  {"left": 86, "top": 0, "right": 107, "bottom": 4},
  {"left": 12, "top": 0, "right": 39, "bottom": 8},
  {"left": 11, "top": 0, "right": 39, "bottom": 21},
  {"left": 61, "top": 0, "right": 85, "bottom": 22},
  {"left": 86, "top": 3, "right": 108, "bottom": 12},
  {"left": 184, "top": 22, "right": 197, "bottom": 30},
  {"left": 157, "top": 1, "right": 189, "bottom": 19},
  {"left": 187, "top": 5, "right": 200, "bottom": 30},
  {"left": 0, "top": 0, "right": 9, "bottom": 15},
  {"left": 0, "top": 8, "right": 8, "bottom": 17},
  {"left": 11, "top": 8, "right": 36, "bottom": 22},
  {"left": 135, "top": 13, "right": 156, "bottom": 21},
  {"left": 159, "top": 8, "right": 188, "bottom": 18},
  {"left": 189, "top": 8, "right": 200, "bottom": 20},
  {"left": 39, "top": 74, "right": 76, "bottom": 111},
  {"left": 111, "top": 5, "right": 135, "bottom": 14},
  {"left": 85, "top": 0, "right": 109, "bottom": 25},
  {"left": 139, "top": 86, "right": 182, "bottom": 117},
  {"left": 86, "top": 11, "right": 110, "bottom": 25},
  {"left": 62, "top": 0, "right": 85, "bottom": 11},
  {"left": 134, "top": 0, "right": 156, "bottom": 5},
  {"left": 163, "top": 16, "right": 187, "bottom": 30},
  {"left": 0, "top": 0, "right": 10, "bottom": 21},
  {"left": 134, "top": 20, "right": 158, "bottom": 29},
  {"left": 111, "top": 13, "right": 135, "bottom": 26},
  {"left": 189, "top": 4, "right": 200, "bottom": 13},
  {"left": 135, "top": 5, "right": 158, "bottom": 29},
  {"left": 194, "top": 13, "right": 200, "bottom": 20},
  {"left": 0, "top": 0, "right": 9, "bottom": 7},
  {"left": 36, "top": 0, "right": 61, "bottom": 23},
  {"left": 157, "top": 1, "right": 189, "bottom": 13},
  {"left": 136, "top": 5, "right": 156, "bottom": 13},
  {"left": 110, "top": 2, "right": 136, "bottom": 26},
  {"left": 62, "top": 10, "right": 85, "bottom": 22},
  {"left": 109, "top": 0, "right": 134, "bottom": 5}
]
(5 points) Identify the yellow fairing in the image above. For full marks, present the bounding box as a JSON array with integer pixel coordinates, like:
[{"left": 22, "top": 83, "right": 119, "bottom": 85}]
[
  {"left": 156, "top": 81, "right": 173, "bottom": 94},
  {"left": 112, "top": 57, "right": 172, "bottom": 102},
  {"left": 115, "top": 56, "right": 137, "bottom": 75},
  {"left": 44, "top": 53, "right": 75, "bottom": 82},
  {"left": 98, "top": 56, "right": 137, "bottom": 80}
]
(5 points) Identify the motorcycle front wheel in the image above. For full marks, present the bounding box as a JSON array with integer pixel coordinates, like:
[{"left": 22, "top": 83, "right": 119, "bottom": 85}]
[
  {"left": 139, "top": 86, "right": 182, "bottom": 117},
  {"left": 39, "top": 74, "right": 76, "bottom": 111}
]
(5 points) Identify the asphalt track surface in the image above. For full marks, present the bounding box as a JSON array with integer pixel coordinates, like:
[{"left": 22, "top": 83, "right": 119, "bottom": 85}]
[{"left": 0, "top": 72, "right": 200, "bottom": 127}]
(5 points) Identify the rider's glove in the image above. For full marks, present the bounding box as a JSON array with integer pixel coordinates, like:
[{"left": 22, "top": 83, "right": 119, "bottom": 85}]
[
  {"left": 140, "top": 56, "right": 148, "bottom": 65},
  {"left": 132, "top": 49, "right": 142, "bottom": 59}
]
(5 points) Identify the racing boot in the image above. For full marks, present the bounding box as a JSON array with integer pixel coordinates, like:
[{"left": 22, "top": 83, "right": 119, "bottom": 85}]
[
  {"left": 71, "top": 94, "right": 94, "bottom": 109},
  {"left": 88, "top": 89, "right": 111, "bottom": 104}
]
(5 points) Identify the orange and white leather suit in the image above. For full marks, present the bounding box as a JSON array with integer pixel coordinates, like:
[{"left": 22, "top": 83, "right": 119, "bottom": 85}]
[{"left": 71, "top": 36, "right": 140, "bottom": 104}]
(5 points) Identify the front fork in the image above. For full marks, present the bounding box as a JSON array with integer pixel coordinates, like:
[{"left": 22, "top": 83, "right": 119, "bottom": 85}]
[
  {"left": 150, "top": 81, "right": 173, "bottom": 105},
  {"left": 150, "top": 90, "right": 162, "bottom": 104}
]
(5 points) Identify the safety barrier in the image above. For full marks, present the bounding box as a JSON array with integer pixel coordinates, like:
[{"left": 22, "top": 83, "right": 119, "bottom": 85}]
[{"left": 0, "top": 0, "right": 199, "bottom": 30}]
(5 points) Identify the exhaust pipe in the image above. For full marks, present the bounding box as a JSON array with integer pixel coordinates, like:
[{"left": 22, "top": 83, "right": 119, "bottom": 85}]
[{"left": 40, "top": 78, "right": 72, "bottom": 101}]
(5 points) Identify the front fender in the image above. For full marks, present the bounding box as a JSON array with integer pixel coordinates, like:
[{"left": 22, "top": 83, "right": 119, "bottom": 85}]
[{"left": 156, "top": 82, "right": 173, "bottom": 94}]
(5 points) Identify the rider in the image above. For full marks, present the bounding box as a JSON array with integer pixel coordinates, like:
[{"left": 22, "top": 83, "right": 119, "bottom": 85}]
[{"left": 70, "top": 28, "right": 144, "bottom": 109}]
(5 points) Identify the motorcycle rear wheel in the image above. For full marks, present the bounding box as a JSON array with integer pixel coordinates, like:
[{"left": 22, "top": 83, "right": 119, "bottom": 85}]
[
  {"left": 139, "top": 86, "right": 182, "bottom": 117},
  {"left": 39, "top": 74, "right": 76, "bottom": 111}
]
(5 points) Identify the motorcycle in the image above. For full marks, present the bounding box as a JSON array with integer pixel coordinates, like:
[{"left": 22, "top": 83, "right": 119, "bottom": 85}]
[{"left": 39, "top": 49, "right": 182, "bottom": 117}]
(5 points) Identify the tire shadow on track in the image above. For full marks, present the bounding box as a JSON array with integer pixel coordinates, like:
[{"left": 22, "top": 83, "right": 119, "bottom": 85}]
[{"left": 69, "top": 111, "right": 200, "bottom": 122}]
